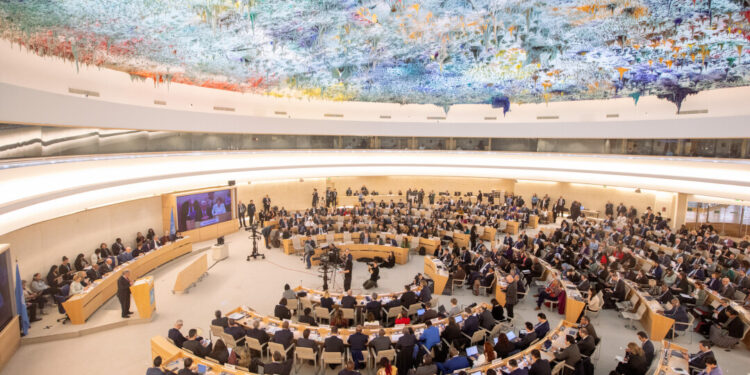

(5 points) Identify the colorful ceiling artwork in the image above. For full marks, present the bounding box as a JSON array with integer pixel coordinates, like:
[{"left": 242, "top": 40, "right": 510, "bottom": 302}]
[{"left": 1, "top": 0, "right": 748, "bottom": 110}]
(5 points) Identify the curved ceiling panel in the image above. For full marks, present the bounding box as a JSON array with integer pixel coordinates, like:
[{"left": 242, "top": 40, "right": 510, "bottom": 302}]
[
  {"left": 1, "top": 0, "right": 748, "bottom": 108},
  {"left": 0, "top": 150, "right": 749, "bottom": 236}
]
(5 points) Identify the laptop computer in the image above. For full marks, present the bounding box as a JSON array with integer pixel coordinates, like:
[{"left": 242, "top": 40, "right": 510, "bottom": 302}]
[
  {"left": 197, "top": 364, "right": 208, "bottom": 374},
  {"left": 466, "top": 346, "right": 478, "bottom": 357},
  {"left": 417, "top": 309, "right": 425, "bottom": 316},
  {"left": 454, "top": 315, "right": 463, "bottom": 323},
  {"left": 505, "top": 331, "right": 517, "bottom": 341}
]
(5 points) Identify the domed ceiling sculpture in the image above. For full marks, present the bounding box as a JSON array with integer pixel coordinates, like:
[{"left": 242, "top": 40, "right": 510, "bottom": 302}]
[{"left": 1, "top": 0, "right": 748, "bottom": 111}]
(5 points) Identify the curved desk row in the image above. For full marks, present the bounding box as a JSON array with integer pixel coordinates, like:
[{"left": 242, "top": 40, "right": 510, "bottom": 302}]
[
  {"left": 63, "top": 237, "right": 193, "bottom": 324},
  {"left": 149, "top": 314, "right": 573, "bottom": 375},
  {"left": 310, "top": 243, "right": 410, "bottom": 266},
  {"left": 294, "top": 285, "right": 422, "bottom": 304},
  {"left": 282, "top": 231, "right": 440, "bottom": 256}
]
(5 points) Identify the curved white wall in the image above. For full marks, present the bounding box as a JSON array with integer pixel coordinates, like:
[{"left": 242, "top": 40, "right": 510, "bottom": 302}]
[
  {"left": 1, "top": 40, "right": 750, "bottom": 138},
  {"left": 1, "top": 150, "right": 749, "bottom": 237}
]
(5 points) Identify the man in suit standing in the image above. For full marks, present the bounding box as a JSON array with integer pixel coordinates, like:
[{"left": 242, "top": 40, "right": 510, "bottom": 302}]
[
  {"left": 238, "top": 201, "right": 247, "bottom": 228},
  {"left": 342, "top": 252, "right": 353, "bottom": 291},
  {"left": 503, "top": 274, "right": 518, "bottom": 319},
  {"left": 636, "top": 332, "right": 654, "bottom": 365},
  {"left": 247, "top": 200, "right": 256, "bottom": 225},
  {"left": 117, "top": 269, "right": 133, "bottom": 318},
  {"left": 263, "top": 195, "right": 271, "bottom": 212},
  {"left": 529, "top": 349, "right": 552, "bottom": 375},
  {"left": 312, "top": 188, "right": 319, "bottom": 207}
]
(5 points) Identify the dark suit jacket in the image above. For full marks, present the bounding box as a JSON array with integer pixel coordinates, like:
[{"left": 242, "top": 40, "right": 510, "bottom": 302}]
[
  {"left": 212, "top": 317, "right": 229, "bottom": 328},
  {"left": 529, "top": 360, "right": 552, "bottom": 375},
  {"left": 273, "top": 329, "right": 294, "bottom": 348},
  {"left": 689, "top": 350, "right": 714, "bottom": 369},
  {"left": 420, "top": 309, "right": 438, "bottom": 323},
  {"left": 324, "top": 336, "right": 345, "bottom": 353},
  {"left": 348, "top": 332, "right": 369, "bottom": 350},
  {"left": 401, "top": 291, "right": 418, "bottom": 307},
  {"left": 297, "top": 337, "right": 318, "bottom": 353},
  {"left": 369, "top": 336, "right": 391, "bottom": 352},
  {"left": 577, "top": 336, "right": 596, "bottom": 356},
  {"left": 613, "top": 279, "right": 626, "bottom": 301},
  {"left": 117, "top": 276, "right": 131, "bottom": 299},
  {"left": 341, "top": 296, "right": 357, "bottom": 309},
  {"left": 515, "top": 331, "right": 537, "bottom": 350},
  {"left": 183, "top": 339, "right": 211, "bottom": 357},
  {"left": 247, "top": 327, "right": 270, "bottom": 344},
  {"left": 642, "top": 340, "right": 655, "bottom": 364},
  {"left": 264, "top": 358, "right": 293, "bottom": 375},
  {"left": 727, "top": 316, "right": 745, "bottom": 338},
  {"left": 274, "top": 304, "right": 291, "bottom": 320},
  {"left": 225, "top": 325, "right": 247, "bottom": 340},
  {"left": 554, "top": 344, "right": 581, "bottom": 367},
  {"left": 298, "top": 315, "right": 318, "bottom": 326},
  {"left": 168, "top": 328, "right": 186, "bottom": 348},
  {"left": 462, "top": 315, "right": 480, "bottom": 336}
]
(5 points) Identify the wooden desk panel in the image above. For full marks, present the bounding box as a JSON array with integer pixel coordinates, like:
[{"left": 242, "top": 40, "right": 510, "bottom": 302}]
[
  {"left": 424, "top": 256, "right": 450, "bottom": 295},
  {"left": 309, "top": 244, "right": 409, "bottom": 266},
  {"left": 63, "top": 238, "right": 193, "bottom": 324}
]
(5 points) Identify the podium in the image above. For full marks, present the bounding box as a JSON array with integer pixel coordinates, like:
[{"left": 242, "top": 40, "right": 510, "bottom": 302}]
[{"left": 130, "top": 276, "right": 156, "bottom": 319}]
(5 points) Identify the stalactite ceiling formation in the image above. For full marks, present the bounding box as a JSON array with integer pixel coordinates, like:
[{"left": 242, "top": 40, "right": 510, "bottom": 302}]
[{"left": 1, "top": 0, "right": 748, "bottom": 110}]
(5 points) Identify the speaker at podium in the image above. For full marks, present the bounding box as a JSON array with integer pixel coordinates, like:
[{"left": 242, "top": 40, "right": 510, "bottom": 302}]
[{"left": 130, "top": 276, "right": 155, "bottom": 319}]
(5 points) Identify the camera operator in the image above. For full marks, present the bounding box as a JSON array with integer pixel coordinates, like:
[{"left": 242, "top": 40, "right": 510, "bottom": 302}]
[
  {"left": 368, "top": 262, "right": 380, "bottom": 287},
  {"left": 304, "top": 239, "right": 315, "bottom": 269}
]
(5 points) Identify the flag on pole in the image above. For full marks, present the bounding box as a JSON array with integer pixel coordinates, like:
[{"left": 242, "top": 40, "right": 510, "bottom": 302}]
[
  {"left": 14, "top": 264, "right": 30, "bottom": 336},
  {"left": 170, "top": 209, "right": 176, "bottom": 238}
]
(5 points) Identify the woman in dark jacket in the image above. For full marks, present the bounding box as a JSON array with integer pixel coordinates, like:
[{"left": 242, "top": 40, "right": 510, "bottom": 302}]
[
  {"left": 490, "top": 298, "right": 505, "bottom": 321},
  {"left": 209, "top": 339, "right": 230, "bottom": 364},
  {"left": 493, "top": 333, "right": 515, "bottom": 358}
]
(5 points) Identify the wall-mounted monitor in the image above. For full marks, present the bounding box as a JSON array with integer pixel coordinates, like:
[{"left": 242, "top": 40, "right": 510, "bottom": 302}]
[{"left": 176, "top": 189, "right": 233, "bottom": 232}]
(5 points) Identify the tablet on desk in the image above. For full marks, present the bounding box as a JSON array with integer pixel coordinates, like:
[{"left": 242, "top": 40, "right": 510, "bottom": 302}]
[
  {"left": 466, "top": 346, "right": 478, "bottom": 357},
  {"left": 454, "top": 315, "right": 463, "bottom": 323},
  {"left": 197, "top": 364, "right": 208, "bottom": 374},
  {"left": 505, "top": 331, "right": 517, "bottom": 341}
]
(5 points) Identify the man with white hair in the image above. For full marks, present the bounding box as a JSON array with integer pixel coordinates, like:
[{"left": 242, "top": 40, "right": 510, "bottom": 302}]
[{"left": 117, "top": 269, "right": 133, "bottom": 318}]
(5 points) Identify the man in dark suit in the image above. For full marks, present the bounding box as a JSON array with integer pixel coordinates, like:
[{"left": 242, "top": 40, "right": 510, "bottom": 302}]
[
  {"left": 461, "top": 309, "right": 480, "bottom": 336},
  {"left": 576, "top": 327, "right": 596, "bottom": 357},
  {"left": 663, "top": 298, "right": 689, "bottom": 336},
  {"left": 686, "top": 341, "right": 715, "bottom": 372},
  {"left": 420, "top": 303, "right": 438, "bottom": 323},
  {"left": 338, "top": 361, "right": 361, "bottom": 375},
  {"left": 297, "top": 329, "right": 318, "bottom": 354},
  {"left": 86, "top": 264, "right": 102, "bottom": 281},
  {"left": 183, "top": 329, "right": 212, "bottom": 357},
  {"left": 578, "top": 316, "right": 597, "bottom": 342},
  {"left": 437, "top": 348, "right": 471, "bottom": 375},
  {"left": 638, "top": 331, "right": 655, "bottom": 364},
  {"left": 117, "top": 269, "right": 133, "bottom": 318},
  {"left": 111, "top": 238, "right": 125, "bottom": 256},
  {"left": 478, "top": 306, "right": 496, "bottom": 330},
  {"left": 504, "top": 275, "right": 518, "bottom": 318},
  {"left": 529, "top": 349, "right": 552, "bottom": 375},
  {"left": 369, "top": 329, "right": 392, "bottom": 354},
  {"left": 274, "top": 298, "right": 292, "bottom": 320},
  {"left": 264, "top": 351, "right": 293, "bottom": 375},
  {"left": 508, "top": 358, "right": 529, "bottom": 375},
  {"left": 298, "top": 308, "right": 318, "bottom": 326},
  {"left": 246, "top": 320, "right": 270, "bottom": 348},
  {"left": 419, "top": 282, "right": 432, "bottom": 304},
  {"left": 553, "top": 335, "right": 581, "bottom": 369},
  {"left": 347, "top": 326, "right": 369, "bottom": 369},
  {"left": 657, "top": 284, "right": 674, "bottom": 304},
  {"left": 168, "top": 320, "right": 187, "bottom": 348},
  {"left": 577, "top": 275, "right": 590, "bottom": 292},
  {"left": 225, "top": 319, "right": 247, "bottom": 341},
  {"left": 365, "top": 294, "right": 382, "bottom": 320},
  {"left": 177, "top": 358, "right": 198, "bottom": 375},
  {"left": 272, "top": 321, "right": 294, "bottom": 350},
  {"left": 248, "top": 200, "right": 256, "bottom": 225},
  {"left": 534, "top": 313, "right": 550, "bottom": 338},
  {"left": 212, "top": 310, "right": 229, "bottom": 328},
  {"left": 324, "top": 327, "right": 345, "bottom": 369},
  {"left": 400, "top": 285, "right": 417, "bottom": 307},
  {"left": 237, "top": 201, "right": 247, "bottom": 228},
  {"left": 515, "top": 322, "right": 538, "bottom": 350},
  {"left": 341, "top": 290, "right": 357, "bottom": 309}
]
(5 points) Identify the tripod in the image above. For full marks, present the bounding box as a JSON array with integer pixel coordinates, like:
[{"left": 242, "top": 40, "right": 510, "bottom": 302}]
[{"left": 246, "top": 223, "right": 265, "bottom": 261}]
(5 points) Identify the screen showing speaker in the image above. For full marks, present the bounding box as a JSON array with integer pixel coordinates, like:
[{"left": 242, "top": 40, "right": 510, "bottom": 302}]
[
  {"left": 0, "top": 249, "right": 13, "bottom": 331},
  {"left": 176, "top": 189, "right": 233, "bottom": 232}
]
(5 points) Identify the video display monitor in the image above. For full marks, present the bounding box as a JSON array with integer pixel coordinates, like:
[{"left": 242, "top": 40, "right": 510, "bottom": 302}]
[{"left": 176, "top": 189, "right": 232, "bottom": 232}]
